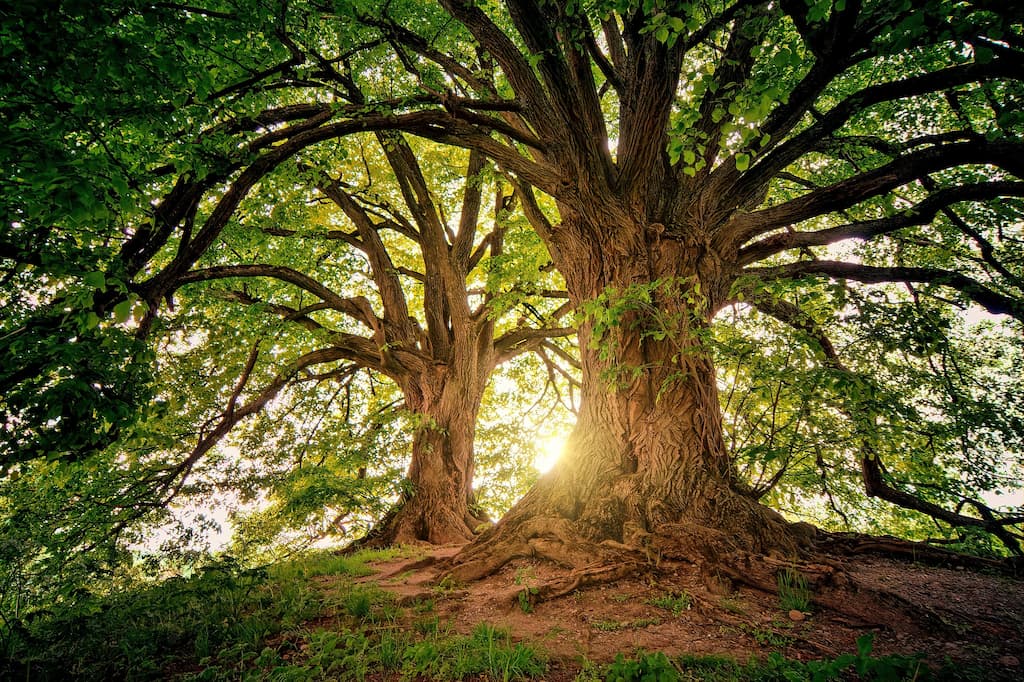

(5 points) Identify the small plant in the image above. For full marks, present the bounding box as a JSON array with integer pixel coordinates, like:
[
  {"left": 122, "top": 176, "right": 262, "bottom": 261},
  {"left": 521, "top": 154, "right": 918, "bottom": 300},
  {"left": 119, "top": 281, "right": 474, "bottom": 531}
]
[
  {"left": 648, "top": 591, "right": 691, "bottom": 615},
  {"left": 513, "top": 566, "right": 537, "bottom": 585},
  {"left": 414, "top": 614, "right": 440, "bottom": 635},
  {"left": 343, "top": 590, "right": 372, "bottom": 620},
  {"left": 592, "top": 619, "right": 625, "bottom": 631},
  {"left": 514, "top": 566, "right": 540, "bottom": 613},
  {"left": 574, "top": 656, "right": 604, "bottom": 682},
  {"left": 518, "top": 585, "right": 540, "bottom": 613},
  {"left": 737, "top": 623, "right": 794, "bottom": 649},
  {"left": 777, "top": 567, "right": 812, "bottom": 613},
  {"left": 605, "top": 651, "right": 679, "bottom": 682},
  {"left": 434, "top": 574, "right": 461, "bottom": 595},
  {"left": 718, "top": 596, "right": 746, "bottom": 614},
  {"left": 609, "top": 592, "right": 631, "bottom": 603},
  {"left": 592, "top": 617, "right": 661, "bottom": 631},
  {"left": 412, "top": 597, "right": 436, "bottom": 614}
]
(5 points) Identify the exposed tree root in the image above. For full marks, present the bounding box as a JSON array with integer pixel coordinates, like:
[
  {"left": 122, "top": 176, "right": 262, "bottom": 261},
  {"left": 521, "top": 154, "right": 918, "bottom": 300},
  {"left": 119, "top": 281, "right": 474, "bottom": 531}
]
[
  {"left": 817, "top": 531, "right": 1022, "bottom": 575},
  {"left": 447, "top": 516, "right": 625, "bottom": 582},
  {"left": 445, "top": 507, "right": 830, "bottom": 605},
  {"left": 441, "top": 512, "right": 1023, "bottom": 650},
  {"left": 344, "top": 497, "right": 489, "bottom": 552}
]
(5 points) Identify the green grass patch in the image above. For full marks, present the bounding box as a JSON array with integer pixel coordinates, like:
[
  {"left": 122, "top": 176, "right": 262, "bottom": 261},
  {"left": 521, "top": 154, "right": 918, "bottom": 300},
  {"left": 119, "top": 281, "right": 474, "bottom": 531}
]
[
  {"left": 1, "top": 544, "right": 549, "bottom": 681},
  {"left": 403, "top": 622, "right": 546, "bottom": 682},
  {"left": 776, "top": 568, "right": 812, "bottom": 613},
  {"left": 599, "top": 635, "right": 934, "bottom": 681},
  {"left": 592, "top": 616, "right": 662, "bottom": 631},
  {"left": 648, "top": 590, "right": 691, "bottom": 615},
  {"left": 736, "top": 623, "right": 794, "bottom": 649},
  {"left": 268, "top": 546, "right": 413, "bottom": 581},
  {"left": 0, "top": 548, "right": 412, "bottom": 681}
]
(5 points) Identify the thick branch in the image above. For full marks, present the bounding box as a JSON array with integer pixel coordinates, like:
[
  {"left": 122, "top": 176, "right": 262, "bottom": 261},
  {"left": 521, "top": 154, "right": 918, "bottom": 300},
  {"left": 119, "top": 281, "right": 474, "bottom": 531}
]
[
  {"left": 316, "top": 178, "right": 419, "bottom": 344},
  {"left": 732, "top": 57, "right": 1024, "bottom": 210},
  {"left": 492, "top": 325, "right": 575, "bottom": 366},
  {"left": 138, "top": 109, "right": 495, "bottom": 305},
  {"left": 213, "top": 289, "right": 420, "bottom": 376},
  {"left": 737, "top": 181, "right": 1024, "bottom": 264},
  {"left": 726, "top": 141, "right": 1024, "bottom": 246},
  {"left": 746, "top": 260, "right": 1024, "bottom": 321},
  {"left": 174, "top": 264, "right": 383, "bottom": 330},
  {"left": 439, "top": 0, "right": 556, "bottom": 140}
]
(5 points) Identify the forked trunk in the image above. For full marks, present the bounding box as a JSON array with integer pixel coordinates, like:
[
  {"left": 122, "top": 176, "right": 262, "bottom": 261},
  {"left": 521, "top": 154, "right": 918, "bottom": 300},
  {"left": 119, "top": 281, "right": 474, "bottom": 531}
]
[{"left": 451, "top": 215, "right": 798, "bottom": 581}]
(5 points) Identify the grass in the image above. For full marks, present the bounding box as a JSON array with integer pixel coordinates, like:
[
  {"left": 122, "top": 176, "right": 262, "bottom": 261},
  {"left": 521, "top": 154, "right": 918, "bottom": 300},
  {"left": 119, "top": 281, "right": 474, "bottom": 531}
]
[
  {"left": 648, "top": 590, "right": 691, "bottom": 615},
  {"left": 776, "top": 568, "right": 813, "bottom": 613},
  {"left": 592, "top": 616, "right": 662, "bottom": 631},
  {"left": 0, "top": 548, "right": 549, "bottom": 682},
  {"left": 268, "top": 546, "right": 410, "bottom": 581},
  {"left": 719, "top": 596, "right": 747, "bottom": 614},
  {"left": 736, "top": 623, "right": 794, "bottom": 649},
  {"left": 0, "top": 550, "right": 951, "bottom": 682},
  {"left": 402, "top": 623, "right": 547, "bottom": 682},
  {"left": 599, "top": 637, "right": 934, "bottom": 682}
]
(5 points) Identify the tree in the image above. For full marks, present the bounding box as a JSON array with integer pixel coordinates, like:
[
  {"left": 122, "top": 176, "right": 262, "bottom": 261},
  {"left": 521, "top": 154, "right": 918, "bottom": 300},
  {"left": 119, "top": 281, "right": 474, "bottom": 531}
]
[
  {"left": 3, "top": 0, "right": 1023, "bottom": 588},
  {"left": 2, "top": 1, "right": 570, "bottom": 547},
  {"left": 164, "top": 132, "right": 571, "bottom": 545},
  {"left": 314, "top": 0, "right": 1023, "bottom": 584}
]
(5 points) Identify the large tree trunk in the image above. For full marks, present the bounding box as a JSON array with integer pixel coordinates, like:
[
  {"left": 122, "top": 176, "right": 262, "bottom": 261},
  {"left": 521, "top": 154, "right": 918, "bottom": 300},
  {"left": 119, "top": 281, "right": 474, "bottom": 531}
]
[
  {"left": 380, "top": 398, "right": 487, "bottom": 545},
  {"left": 450, "top": 213, "right": 798, "bottom": 582},
  {"left": 361, "top": 346, "right": 492, "bottom": 547}
]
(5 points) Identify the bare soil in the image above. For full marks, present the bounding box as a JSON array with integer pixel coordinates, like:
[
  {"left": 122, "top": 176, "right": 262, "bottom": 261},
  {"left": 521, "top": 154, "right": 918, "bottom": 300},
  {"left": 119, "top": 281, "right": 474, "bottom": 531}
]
[{"left": 343, "top": 544, "right": 1024, "bottom": 680}]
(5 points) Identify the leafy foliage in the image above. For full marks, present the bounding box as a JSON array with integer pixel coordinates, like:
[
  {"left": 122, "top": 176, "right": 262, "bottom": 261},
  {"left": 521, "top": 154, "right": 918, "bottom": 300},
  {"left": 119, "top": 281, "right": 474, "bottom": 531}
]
[{"left": 1, "top": 549, "right": 549, "bottom": 681}]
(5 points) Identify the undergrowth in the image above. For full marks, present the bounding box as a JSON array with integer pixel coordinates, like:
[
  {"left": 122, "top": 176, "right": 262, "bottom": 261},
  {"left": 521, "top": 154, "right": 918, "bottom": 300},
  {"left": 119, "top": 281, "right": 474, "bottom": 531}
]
[
  {"left": 776, "top": 568, "right": 812, "bottom": 613},
  {"left": 0, "top": 547, "right": 547, "bottom": 681},
  {"left": 0, "top": 550, "right": 981, "bottom": 682},
  {"left": 600, "top": 636, "right": 938, "bottom": 682}
]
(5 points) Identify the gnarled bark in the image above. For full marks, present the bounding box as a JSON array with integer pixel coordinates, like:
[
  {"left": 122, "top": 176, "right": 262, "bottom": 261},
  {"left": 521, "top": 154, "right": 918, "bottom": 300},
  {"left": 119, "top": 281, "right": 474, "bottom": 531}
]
[
  {"left": 361, "top": 365, "right": 491, "bottom": 547},
  {"left": 450, "top": 215, "right": 800, "bottom": 586}
]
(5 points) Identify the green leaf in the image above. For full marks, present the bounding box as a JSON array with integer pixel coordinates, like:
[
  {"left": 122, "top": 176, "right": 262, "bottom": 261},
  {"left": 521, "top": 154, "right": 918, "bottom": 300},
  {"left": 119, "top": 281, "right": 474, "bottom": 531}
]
[
  {"left": 84, "top": 271, "right": 106, "bottom": 289},
  {"left": 735, "top": 153, "right": 751, "bottom": 171},
  {"left": 113, "top": 300, "right": 133, "bottom": 324}
]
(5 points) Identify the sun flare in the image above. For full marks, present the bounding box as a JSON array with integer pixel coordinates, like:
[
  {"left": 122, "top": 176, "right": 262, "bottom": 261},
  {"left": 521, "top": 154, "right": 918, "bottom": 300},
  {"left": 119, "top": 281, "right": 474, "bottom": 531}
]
[{"left": 534, "top": 434, "right": 567, "bottom": 474}]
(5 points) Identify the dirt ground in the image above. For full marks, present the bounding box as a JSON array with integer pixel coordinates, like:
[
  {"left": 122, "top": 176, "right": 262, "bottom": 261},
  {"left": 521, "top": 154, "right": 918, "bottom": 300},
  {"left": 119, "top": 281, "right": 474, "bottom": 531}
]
[{"left": 345, "top": 544, "right": 1024, "bottom": 680}]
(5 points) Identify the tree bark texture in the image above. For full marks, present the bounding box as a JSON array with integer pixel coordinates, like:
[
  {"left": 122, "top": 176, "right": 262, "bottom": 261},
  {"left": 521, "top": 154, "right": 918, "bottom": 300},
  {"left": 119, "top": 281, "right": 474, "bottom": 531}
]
[
  {"left": 367, "top": 359, "right": 491, "bottom": 546},
  {"left": 451, "top": 209, "right": 798, "bottom": 581}
]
